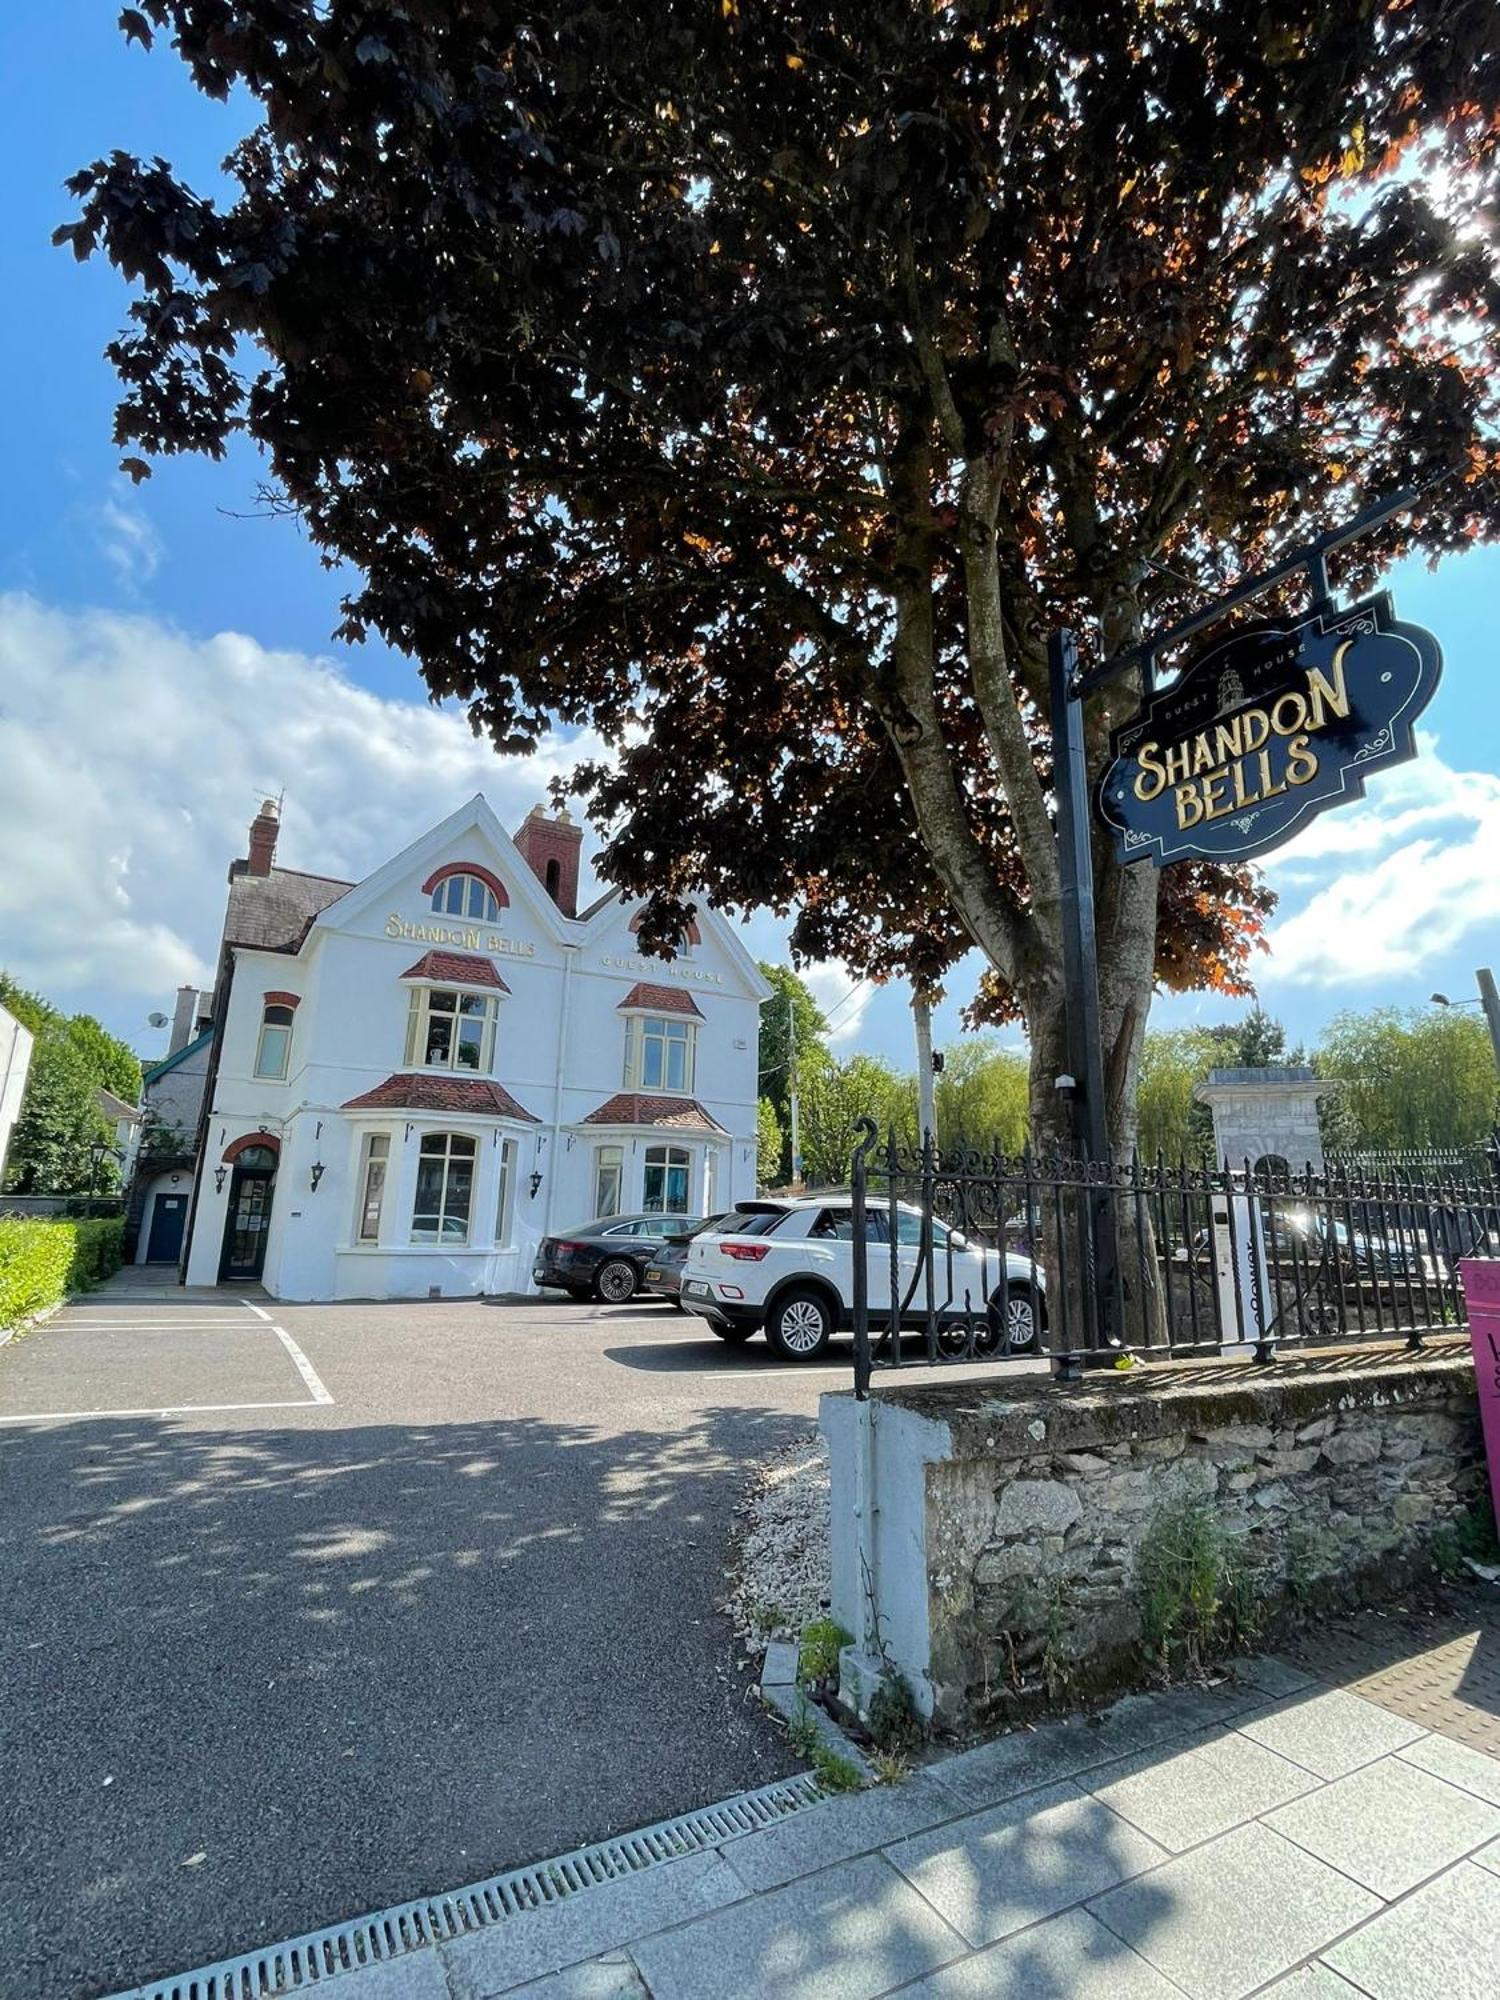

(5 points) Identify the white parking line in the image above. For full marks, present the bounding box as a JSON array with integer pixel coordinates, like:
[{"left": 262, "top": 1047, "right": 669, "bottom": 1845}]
[
  {"left": 271, "top": 1325, "right": 334, "bottom": 1404},
  {"left": 0, "top": 1399, "right": 331, "bottom": 1427},
  {"left": 239, "top": 1298, "right": 274, "bottom": 1321}
]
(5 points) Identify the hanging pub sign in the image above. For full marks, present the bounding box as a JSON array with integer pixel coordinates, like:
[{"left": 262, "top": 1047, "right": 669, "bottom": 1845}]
[{"left": 1097, "top": 591, "right": 1442, "bottom": 867}]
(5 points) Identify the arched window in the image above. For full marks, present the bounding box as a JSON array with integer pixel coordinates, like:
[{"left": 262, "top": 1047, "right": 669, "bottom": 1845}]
[
  {"left": 254, "top": 1003, "right": 295, "bottom": 1080},
  {"left": 411, "top": 1131, "right": 477, "bottom": 1243},
  {"left": 430, "top": 872, "right": 501, "bottom": 923},
  {"left": 643, "top": 1144, "right": 691, "bottom": 1214}
]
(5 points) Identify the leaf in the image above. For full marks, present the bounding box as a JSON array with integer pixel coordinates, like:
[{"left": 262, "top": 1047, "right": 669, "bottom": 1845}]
[
  {"left": 119, "top": 456, "right": 152, "bottom": 484},
  {"left": 786, "top": 54, "right": 804, "bottom": 71},
  {"left": 118, "top": 9, "right": 152, "bottom": 51}
]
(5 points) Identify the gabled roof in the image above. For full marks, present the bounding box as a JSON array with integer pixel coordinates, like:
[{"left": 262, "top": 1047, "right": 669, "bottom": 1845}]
[
  {"left": 580, "top": 1093, "right": 728, "bottom": 1134},
  {"left": 341, "top": 1074, "right": 540, "bottom": 1121},
  {"left": 142, "top": 1027, "right": 214, "bottom": 1086},
  {"left": 616, "top": 982, "right": 704, "bottom": 1018},
  {"left": 400, "top": 950, "right": 511, "bottom": 992},
  {"left": 225, "top": 865, "right": 353, "bottom": 954},
  {"left": 96, "top": 1085, "right": 141, "bottom": 1123}
]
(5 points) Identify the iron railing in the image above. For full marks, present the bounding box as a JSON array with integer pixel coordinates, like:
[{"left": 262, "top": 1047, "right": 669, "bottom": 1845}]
[{"left": 849, "top": 1121, "right": 1500, "bottom": 1396}]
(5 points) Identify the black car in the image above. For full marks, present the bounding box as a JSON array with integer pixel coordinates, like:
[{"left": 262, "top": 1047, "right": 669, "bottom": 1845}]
[
  {"left": 533, "top": 1213, "right": 704, "bottom": 1304},
  {"left": 642, "top": 1214, "right": 728, "bottom": 1305}
]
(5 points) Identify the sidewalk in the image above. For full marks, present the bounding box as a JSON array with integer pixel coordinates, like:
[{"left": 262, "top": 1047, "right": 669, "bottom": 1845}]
[{"left": 176, "top": 1648, "right": 1500, "bottom": 2000}]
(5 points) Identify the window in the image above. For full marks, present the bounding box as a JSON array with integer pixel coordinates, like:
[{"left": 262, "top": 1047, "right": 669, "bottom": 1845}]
[
  {"left": 405, "top": 987, "right": 498, "bottom": 1073},
  {"left": 625, "top": 1015, "right": 695, "bottom": 1093},
  {"left": 495, "top": 1138, "right": 518, "bottom": 1248},
  {"left": 254, "top": 1003, "right": 294, "bottom": 1080},
  {"left": 431, "top": 872, "right": 500, "bottom": 923},
  {"left": 411, "top": 1132, "right": 476, "bottom": 1243},
  {"left": 643, "top": 1144, "right": 691, "bottom": 1214},
  {"left": 356, "top": 1133, "right": 390, "bottom": 1242},
  {"left": 593, "top": 1144, "right": 623, "bottom": 1219}
]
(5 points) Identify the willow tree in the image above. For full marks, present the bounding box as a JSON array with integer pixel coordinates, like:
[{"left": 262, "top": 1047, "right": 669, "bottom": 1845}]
[{"left": 65, "top": 2, "right": 1499, "bottom": 1151}]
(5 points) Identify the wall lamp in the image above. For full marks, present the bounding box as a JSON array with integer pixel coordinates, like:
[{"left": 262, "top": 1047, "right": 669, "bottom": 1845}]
[
  {"left": 528, "top": 1170, "right": 544, "bottom": 1199},
  {"left": 214, "top": 1165, "right": 227, "bottom": 1194},
  {"left": 310, "top": 1160, "right": 326, "bottom": 1193}
]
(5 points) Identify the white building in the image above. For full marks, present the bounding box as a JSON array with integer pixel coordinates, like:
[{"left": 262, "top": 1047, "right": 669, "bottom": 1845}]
[
  {"left": 178, "top": 795, "right": 770, "bottom": 1300},
  {"left": 0, "top": 1001, "right": 34, "bottom": 1186},
  {"left": 130, "top": 986, "right": 215, "bottom": 1267}
]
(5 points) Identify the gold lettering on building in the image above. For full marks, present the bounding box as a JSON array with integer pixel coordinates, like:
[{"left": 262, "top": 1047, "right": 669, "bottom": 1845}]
[{"left": 384, "top": 913, "right": 537, "bottom": 957}]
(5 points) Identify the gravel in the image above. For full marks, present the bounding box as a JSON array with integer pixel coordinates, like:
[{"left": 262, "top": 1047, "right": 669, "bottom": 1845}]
[{"left": 725, "top": 1430, "right": 833, "bottom": 1646}]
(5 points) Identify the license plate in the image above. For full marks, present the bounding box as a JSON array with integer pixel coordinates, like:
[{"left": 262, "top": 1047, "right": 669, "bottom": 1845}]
[
  {"left": 645, "top": 1268, "right": 664, "bottom": 1284},
  {"left": 684, "top": 1280, "right": 710, "bottom": 1297}
]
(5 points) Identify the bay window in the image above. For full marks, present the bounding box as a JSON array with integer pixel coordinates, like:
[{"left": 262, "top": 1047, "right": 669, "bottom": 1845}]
[
  {"left": 593, "top": 1144, "right": 623, "bottom": 1219},
  {"left": 495, "top": 1138, "right": 519, "bottom": 1248},
  {"left": 624, "top": 1014, "right": 695, "bottom": 1093},
  {"left": 411, "top": 1131, "right": 476, "bottom": 1243},
  {"left": 405, "top": 987, "right": 498, "bottom": 1073},
  {"left": 643, "top": 1144, "right": 691, "bottom": 1214},
  {"left": 355, "top": 1133, "right": 390, "bottom": 1242}
]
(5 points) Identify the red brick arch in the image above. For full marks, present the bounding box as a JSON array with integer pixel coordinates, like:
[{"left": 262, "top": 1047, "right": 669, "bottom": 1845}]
[
  {"left": 421, "top": 860, "right": 509, "bottom": 908},
  {"left": 222, "top": 1132, "right": 281, "bottom": 1165},
  {"left": 262, "top": 990, "right": 301, "bottom": 1010}
]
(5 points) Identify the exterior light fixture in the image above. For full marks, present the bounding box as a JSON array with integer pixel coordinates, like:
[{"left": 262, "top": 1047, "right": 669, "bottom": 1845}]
[
  {"left": 214, "top": 1165, "right": 227, "bottom": 1194},
  {"left": 310, "top": 1161, "right": 326, "bottom": 1193},
  {"left": 528, "top": 1170, "right": 544, "bottom": 1199}
]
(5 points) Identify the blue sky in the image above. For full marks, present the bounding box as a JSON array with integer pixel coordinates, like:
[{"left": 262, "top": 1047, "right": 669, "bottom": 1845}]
[{"left": 3, "top": 3, "right": 1498, "bottom": 1070}]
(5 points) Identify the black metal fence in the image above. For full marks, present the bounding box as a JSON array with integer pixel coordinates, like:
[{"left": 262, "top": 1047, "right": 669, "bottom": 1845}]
[{"left": 849, "top": 1121, "right": 1500, "bottom": 1397}]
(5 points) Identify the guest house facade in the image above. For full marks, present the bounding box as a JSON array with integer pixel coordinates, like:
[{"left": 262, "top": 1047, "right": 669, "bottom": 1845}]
[{"left": 179, "top": 795, "right": 770, "bottom": 1301}]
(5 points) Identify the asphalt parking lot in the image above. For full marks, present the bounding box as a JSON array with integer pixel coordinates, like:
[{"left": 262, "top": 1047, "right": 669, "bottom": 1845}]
[{"left": 0, "top": 1284, "right": 872, "bottom": 2000}]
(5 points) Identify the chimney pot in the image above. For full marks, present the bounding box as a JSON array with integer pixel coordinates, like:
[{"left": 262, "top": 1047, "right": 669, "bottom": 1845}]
[{"left": 246, "top": 800, "right": 280, "bottom": 877}]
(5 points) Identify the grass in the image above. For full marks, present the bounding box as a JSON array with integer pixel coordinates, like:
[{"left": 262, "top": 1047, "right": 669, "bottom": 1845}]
[
  {"left": 798, "top": 1616, "right": 852, "bottom": 1686},
  {"left": 810, "top": 1744, "right": 865, "bottom": 1793},
  {"left": 1136, "top": 1497, "right": 1263, "bottom": 1673}
]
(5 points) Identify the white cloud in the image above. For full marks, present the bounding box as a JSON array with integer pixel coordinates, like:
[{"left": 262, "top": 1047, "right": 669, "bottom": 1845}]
[
  {"left": 95, "top": 499, "right": 165, "bottom": 591},
  {"left": 0, "top": 594, "right": 606, "bottom": 1037},
  {"left": 801, "top": 962, "right": 876, "bottom": 1046},
  {"left": 1262, "top": 732, "right": 1500, "bottom": 987}
]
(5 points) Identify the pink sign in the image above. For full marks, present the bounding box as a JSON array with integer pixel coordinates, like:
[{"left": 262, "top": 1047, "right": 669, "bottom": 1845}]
[{"left": 1460, "top": 1259, "right": 1500, "bottom": 1537}]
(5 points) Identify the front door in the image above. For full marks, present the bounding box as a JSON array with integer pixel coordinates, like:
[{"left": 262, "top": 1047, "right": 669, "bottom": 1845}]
[
  {"left": 145, "top": 1190, "right": 187, "bottom": 1264},
  {"left": 220, "top": 1165, "right": 276, "bottom": 1282}
]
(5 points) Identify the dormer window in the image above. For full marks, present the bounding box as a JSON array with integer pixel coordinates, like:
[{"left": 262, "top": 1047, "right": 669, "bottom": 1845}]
[
  {"left": 431, "top": 872, "right": 501, "bottom": 924},
  {"left": 405, "top": 988, "right": 498, "bottom": 1074}
]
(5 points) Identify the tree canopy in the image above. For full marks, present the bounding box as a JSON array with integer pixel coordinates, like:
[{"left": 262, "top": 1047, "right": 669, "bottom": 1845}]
[
  {"left": 1, "top": 974, "right": 141, "bottom": 1193},
  {"left": 64, "top": 2, "right": 1500, "bottom": 1147}
]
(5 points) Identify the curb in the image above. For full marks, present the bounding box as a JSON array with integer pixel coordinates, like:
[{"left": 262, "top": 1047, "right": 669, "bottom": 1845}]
[{"left": 760, "top": 1641, "right": 877, "bottom": 1782}]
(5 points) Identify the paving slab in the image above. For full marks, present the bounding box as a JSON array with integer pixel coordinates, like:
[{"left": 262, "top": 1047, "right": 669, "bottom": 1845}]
[
  {"left": 1233, "top": 1687, "right": 1427, "bottom": 1778},
  {"left": 1087, "top": 1820, "right": 1381, "bottom": 2000},
  {"left": 1265, "top": 1753, "right": 1500, "bottom": 1898},
  {"left": 1398, "top": 1731, "right": 1500, "bottom": 1807},
  {"left": 321, "top": 1955, "right": 453, "bottom": 2000},
  {"left": 1259, "top": 1970, "right": 1369, "bottom": 1998},
  {"left": 896, "top": 1906, "right": 1185, "bottom": 1999},
  {"left": 1474, "top": 1835, "right": 1500, "bottom": 1877},
  {"left": 1323, "top": 1859, "right": 1500, "bottom": 2000},
  {"left": 723, "top": 1773, "right": 963, "bottom": 1893},
  {"left": 1085, "top": 1726, "right": 1320, "bottom": 1852},
  {"left": 885, "top": 1780, "right": 1167, "bottom": 1949},
  {"left": 1232, "top": 1655, "right": 1323, "bottom": 1699},
  {"left": 628, "top": 1852, "right": 965, "bottom": 2000},
  {"left": 507, "top": 1955, "right": 649, "bottom": 1998},
  {"left": 439, "top": 1852, "right": 745, "bottom": 2000}
]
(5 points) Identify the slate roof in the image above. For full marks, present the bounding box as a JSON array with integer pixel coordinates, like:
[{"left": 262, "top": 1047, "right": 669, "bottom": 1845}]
[
  {"left": 96, "top": 1085, "right": 142, "bottom": 1123},
  {"left": 142, "top": 1028, "right": 214, "bottom": 1086},
  {"left": 340, "top": 1074, "right": 539, "bottom": 1121},
  {"left": 580, "top": 1093, "right": 728, "bottom": 1133},
  {"left": 223, "top": 865, "right": 354, "bottom": 954},
  {"left": 400, "top": 950, "right": 510, "bottom": 992},
  {"left": 616, "top": 981, "right": 703, "bottom": 1018}
]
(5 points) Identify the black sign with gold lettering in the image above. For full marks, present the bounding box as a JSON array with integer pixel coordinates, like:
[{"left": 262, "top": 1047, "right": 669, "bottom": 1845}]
[{"left": 1097, "top": 592, "right": 1442, "bottom": 867}]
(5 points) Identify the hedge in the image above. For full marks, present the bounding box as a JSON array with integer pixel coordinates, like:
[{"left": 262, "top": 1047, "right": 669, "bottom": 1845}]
[{"left": 0, "top": 1215, "right": 125, "bottom": 1332}]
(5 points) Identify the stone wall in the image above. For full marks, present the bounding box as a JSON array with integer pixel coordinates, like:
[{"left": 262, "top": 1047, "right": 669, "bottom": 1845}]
[{"left": 821, "top": 1342, "right": 1485, "bottom": 1734}]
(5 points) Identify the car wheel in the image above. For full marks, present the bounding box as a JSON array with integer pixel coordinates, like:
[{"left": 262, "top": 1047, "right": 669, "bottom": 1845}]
[
  {"left": 765, "top": 1286, "right": 835, "bottom": 1362},
  {"left": 594, "top": 1259, "right": 639, "bottom": 1305},
  {"left": 986, "top": 1284, "right": 1042, "bottom": 1354},
  {"left": 709, "top": 1321, "right": 756, "bottom": 1345}
]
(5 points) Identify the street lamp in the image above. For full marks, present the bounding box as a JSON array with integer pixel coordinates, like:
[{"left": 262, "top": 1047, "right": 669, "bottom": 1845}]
[{"left": 1431, "top": 969, "right": 1500, "bottom": 1077}]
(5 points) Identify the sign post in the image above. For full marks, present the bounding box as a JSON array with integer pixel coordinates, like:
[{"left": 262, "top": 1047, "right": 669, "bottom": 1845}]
[{"left": 1048, "top": 483, "right": 1444, "bottom": 1360}]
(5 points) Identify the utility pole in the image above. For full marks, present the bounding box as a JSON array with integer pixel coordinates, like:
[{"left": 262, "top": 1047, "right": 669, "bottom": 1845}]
[
  {"left": 913, "top": 987, "right": 937, "bottom": 1150},
  {"left": 786, "top": 989, "right": 802, "bottom": 1187},
  {"left": 1479, "top": 969, "right": 1500, "bottom": 1079}
]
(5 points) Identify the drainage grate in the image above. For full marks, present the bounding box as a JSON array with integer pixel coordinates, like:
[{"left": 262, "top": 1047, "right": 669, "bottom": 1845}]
[{"left": 108, "top": 1771, "right": 825, "bottom": 1999}]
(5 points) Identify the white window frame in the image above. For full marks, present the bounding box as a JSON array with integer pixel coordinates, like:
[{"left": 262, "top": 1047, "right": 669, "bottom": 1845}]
[
  {"left": 495, "top": 1137, "right": 518, "bottom": 1248},
  {"left": 355, "top": 1132, "right": 390, "bottom": 1243},
  {"left": 431, "top": 873, "right": 500, "bottom": 923},
  {"left": 411, "top": 1130, "right": 478, "bottom": 1244},
  {"left": 593, "top": 1144, "right": 624, "bottom": 1219},
  {"left": 404, "top": 986, "right": 499, "bottom": 1075},
  {"left": 623, "top": 1014, "right": 696, "bottom": 1094},
  {"left": 642, "top": 1144, "right": 692, "bottom": 1215},
  {"left": 254, "top": 1003, "right": 294, "bottom": 1080}
]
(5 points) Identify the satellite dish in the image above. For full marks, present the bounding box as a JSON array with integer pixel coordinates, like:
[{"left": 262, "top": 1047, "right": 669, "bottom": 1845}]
[{"left": 148, "top": 1012, "right": 169, "bottom": 1029}]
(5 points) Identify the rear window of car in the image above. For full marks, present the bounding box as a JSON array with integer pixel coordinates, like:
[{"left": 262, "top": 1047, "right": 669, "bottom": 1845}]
[{"left": 721, "top": 1209, "right": 789, "bottom": 1237}]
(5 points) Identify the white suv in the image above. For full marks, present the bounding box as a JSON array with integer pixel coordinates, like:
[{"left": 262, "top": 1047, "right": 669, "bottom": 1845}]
[{"left": 679, "top": 1196, "right": 1045, "bottom": 1362}]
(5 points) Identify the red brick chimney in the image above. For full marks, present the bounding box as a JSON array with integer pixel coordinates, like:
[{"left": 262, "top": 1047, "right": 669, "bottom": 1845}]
[
  {"left": 246, "top": 799, "right": 280, "bottom": 877},
  {"left": 514, "top": 804, "right": 583, "bottom": 918}
]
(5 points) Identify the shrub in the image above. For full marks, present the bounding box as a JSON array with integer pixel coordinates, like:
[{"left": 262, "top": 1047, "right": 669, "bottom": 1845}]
[
  {"left": 0, "top": 1215, "right": 125, "bottom": 1330},
  {"left": 1136, "top": 1498, "right": 1263, "bottom": 1674}
]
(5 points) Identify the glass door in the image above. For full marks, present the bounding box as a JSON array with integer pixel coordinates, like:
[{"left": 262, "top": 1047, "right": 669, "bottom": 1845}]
[{"left": 220, "top": 1166, "right": 276, "bottom": 1281}]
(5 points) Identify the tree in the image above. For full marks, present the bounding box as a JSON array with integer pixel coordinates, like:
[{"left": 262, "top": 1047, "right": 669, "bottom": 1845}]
[
  {"left": 933, "top": 1038, "right": 1029, "bottom": 1158},
  {"left": 1135, "top": 1029, "right": 1222, "bottom": 1162},
  {"left": 756, "top": 961, "right": 828, "bottom": 1149},
  {"left": 63, "top": 4, "right": 1500, "bottom": 1156},
  {"left": 0, "top": 973, "right": 58, "bottom": 1040},
  {"left": 798, "top": 1052, "right": 914, "bottom": 1187},
  {"left": 1314, "top": 1007, "right": 1499, "bottom": 1153},
  {"left": 5, "top": 1038, "right": 114, "bottom": 1195},
  {"left": 62, "top": 1015, "right": 142, "bottom": 1106},
  {"left": 756, "top": 1096, "right": 783, "bottom": 1190}
]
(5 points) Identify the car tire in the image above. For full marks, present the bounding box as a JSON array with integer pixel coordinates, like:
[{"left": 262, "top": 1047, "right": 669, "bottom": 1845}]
[
  {"left": 709, "top": 1321, "right": 756, "bottom": 1345},
  {"left": 987, "top": 1283, "right": 1042, "bottom": 1354},
  {"left": 765, "top": 1286, "right": 835, "bottom": 1362},
  {"left": 594, "top": 1259, "right": 639, "bottom": 1305}
]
